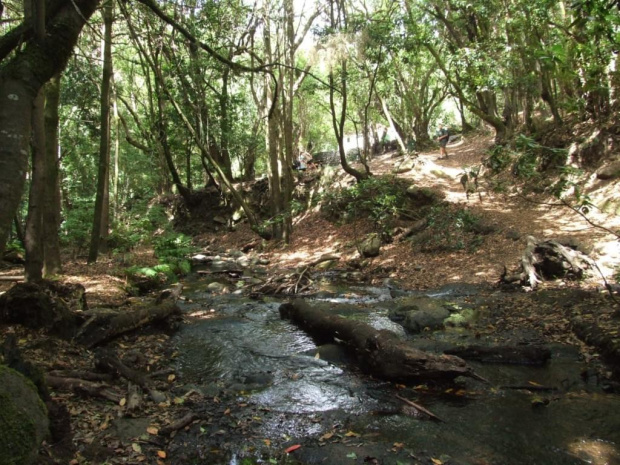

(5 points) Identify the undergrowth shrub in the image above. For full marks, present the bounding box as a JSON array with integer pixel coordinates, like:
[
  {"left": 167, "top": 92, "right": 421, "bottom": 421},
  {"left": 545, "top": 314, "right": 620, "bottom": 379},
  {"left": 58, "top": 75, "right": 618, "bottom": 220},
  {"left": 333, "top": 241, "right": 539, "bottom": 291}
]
[
  {"left": 321, "top": 176, "right": 407, "bottom": 238},
  {"left": 412, "top": 204, "right": 484, "bottom": 252},
  {"left": 124, "top": 232, "right": 195, "bottom": 293}
]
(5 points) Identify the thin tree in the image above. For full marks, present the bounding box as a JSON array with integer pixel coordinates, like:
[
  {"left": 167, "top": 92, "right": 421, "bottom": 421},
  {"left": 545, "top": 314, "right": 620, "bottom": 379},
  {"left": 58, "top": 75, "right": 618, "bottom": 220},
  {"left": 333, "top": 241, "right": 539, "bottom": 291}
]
[{"left": 88, "top": 0, "right": 114, "bottom": 263}]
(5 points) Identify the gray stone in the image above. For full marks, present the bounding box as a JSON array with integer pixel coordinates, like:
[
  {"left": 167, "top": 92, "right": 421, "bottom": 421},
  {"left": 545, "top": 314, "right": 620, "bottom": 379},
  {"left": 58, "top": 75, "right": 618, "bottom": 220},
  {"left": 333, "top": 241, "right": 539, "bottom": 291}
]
[
  {"left": 388, "top": 296, "right": 450, "bottom": 333},
  {"left": 207, "top": 282, "right": 229, "bottom": 293},
  {"left": 395, "top": 158, "right": 416, "bottom": 173},
  {"left": 213, "top": 215, "right": 228, "bottom": 225},
  {"left": 405, "top": 186, "right": 445, "bottom": 206},
  {"left": 360, "top": 233, "right": 381, "bottom": 258},
  {"left": 236, "top": 256, "right": 251, "bottom": 268},
  {"left": 596, "top": 161, "right": 620, "bottom": 180},
  {"left": 444, "top": 308, "right": 477, "bottom": 328}
]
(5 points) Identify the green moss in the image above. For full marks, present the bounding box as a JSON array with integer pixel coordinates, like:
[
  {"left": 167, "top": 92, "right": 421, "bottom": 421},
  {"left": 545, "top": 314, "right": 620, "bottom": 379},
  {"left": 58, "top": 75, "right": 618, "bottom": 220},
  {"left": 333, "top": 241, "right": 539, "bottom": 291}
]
[{"left": 0, "top": 365, "right": 49, "bottom": 465}]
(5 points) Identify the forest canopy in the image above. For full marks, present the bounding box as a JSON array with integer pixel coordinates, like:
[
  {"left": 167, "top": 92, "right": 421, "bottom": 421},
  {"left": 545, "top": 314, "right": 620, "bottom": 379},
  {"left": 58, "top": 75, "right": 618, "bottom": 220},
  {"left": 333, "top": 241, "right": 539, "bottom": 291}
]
[{"left": 0, "top": 0, "right": 618, "bottom": 276}]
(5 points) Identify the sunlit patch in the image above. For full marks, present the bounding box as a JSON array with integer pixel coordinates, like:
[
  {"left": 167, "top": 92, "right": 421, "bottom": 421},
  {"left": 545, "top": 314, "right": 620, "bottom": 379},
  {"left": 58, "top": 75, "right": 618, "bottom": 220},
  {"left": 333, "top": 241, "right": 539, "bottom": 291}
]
[
  {"left": 568, "top": 438, "right": 619, "bottom": 465},
  {"left": 188, "top": 309, "right": 216, "bottom": 319}
]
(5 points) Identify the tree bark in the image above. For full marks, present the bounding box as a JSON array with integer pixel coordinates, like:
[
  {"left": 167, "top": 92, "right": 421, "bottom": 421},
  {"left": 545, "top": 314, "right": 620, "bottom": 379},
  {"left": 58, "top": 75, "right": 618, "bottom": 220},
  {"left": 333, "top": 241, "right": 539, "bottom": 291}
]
[
  {"left": 43, "top": 74, "right": 62, "bottom": 275},
  {"left": 0, "top": 0, "right": 101, "bottom": 259},
  {"left": 75, "top": 284, "right": 182, "bottom": 348},
  {"left": 88, "top": 0, "right": 113, "bottom": 263},
  {"left": 280, "top": 299, "right": 484, "bottom": 383},
  {"left": 23, "top": 0, "right": 46, "bottom": 282}
]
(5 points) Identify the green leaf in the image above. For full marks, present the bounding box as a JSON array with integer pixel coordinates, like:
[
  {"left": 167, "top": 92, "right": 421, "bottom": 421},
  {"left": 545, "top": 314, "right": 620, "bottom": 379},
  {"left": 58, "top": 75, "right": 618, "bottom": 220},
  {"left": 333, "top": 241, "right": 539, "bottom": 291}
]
[{"left": 347, "top": 452, "right": 357, "bottom": 459}]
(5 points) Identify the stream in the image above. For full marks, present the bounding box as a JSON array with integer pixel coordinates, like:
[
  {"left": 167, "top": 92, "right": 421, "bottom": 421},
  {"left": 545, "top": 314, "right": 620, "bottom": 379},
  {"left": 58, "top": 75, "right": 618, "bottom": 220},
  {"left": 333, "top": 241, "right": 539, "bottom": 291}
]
[{"left": 166, "top": 268, "right": 620, "bottom": 465}]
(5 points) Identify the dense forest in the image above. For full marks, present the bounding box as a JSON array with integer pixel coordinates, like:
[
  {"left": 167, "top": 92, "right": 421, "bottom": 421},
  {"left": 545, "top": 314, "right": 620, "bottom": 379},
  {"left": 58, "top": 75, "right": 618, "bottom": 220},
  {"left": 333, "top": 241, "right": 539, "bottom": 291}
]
[
  {"left": 1, "top": 0, "right": 620, "bottom": 463},
  {"left": 1, "top": 0, "right": 618, "bottom": 267}
]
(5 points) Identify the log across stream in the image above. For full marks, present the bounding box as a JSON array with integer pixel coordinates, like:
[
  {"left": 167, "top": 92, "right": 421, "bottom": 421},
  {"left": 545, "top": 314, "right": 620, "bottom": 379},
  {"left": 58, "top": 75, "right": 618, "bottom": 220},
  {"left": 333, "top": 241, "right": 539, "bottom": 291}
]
[
  {"left": 168, "top": 277, "right": 620, "bottom": 465},
  {"left": 279, "top": 299, "right": 487, "bottom": 383}
]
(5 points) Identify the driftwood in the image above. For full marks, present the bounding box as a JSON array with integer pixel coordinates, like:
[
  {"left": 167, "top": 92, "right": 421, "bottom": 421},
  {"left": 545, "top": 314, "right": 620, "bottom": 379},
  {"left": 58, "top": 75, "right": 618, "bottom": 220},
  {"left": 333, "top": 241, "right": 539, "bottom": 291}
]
[
  {"left": 396, "top": 394, "right": 444, "bottom": 422},
  {"left": 444, "top": 345, "right": 551, "bottom": 366},
  {"left": 46, "top": 375, "right": 122, "bottom": 403},
  {"left": 251, "top": 255, "right": 340, "bottom": 296},
  {"left": 0, "top": 275, "right": 25, "bottom": 281},
  {"left": 503, "top": 236, "right": 595, "bottom": 288},
  {"left": 159, "top": 412, "right": 201, "bottom": 437},
  {"left": 280, "top": 299, "right": 485, "bottom": 383},
  {"left": 75, "top": 284, "right": 182, "bottom": 348},
  {"left": 94, "top": 348, "right": 166, "bottom": 403},
  {"left": 47, "top": 370, "right": 114, "bottom": 382}
]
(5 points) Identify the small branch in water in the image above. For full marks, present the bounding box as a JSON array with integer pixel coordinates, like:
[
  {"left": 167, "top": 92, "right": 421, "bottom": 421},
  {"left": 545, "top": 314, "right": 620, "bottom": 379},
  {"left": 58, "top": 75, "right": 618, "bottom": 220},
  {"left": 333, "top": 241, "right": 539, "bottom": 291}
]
[{"left": 396, "top": 394, "right": 444, "bottom": 422}]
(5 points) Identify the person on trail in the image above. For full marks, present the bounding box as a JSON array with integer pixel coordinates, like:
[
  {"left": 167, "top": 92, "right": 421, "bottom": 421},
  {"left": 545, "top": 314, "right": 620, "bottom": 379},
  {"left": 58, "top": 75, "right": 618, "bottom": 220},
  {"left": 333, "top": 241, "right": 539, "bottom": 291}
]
[{"left": 436, "top": 123, "right": 450, "bottom": 159}]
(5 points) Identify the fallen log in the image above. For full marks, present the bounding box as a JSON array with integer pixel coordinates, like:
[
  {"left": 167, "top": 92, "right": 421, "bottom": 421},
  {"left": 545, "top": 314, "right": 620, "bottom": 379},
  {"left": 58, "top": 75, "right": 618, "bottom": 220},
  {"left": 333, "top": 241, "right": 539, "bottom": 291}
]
[
  {"left": 94, "top": 348, "right": 167, "bottom": 403},
  {"left": 46, "top": 375, "right": 122, "bottom": 403},
  {"left": 75, "top": 284, "right": 182, "bottom": 348},
  {"left": 279, "top": 299, "right": 485, "bottom": 383},
  {"left": 444, "top": 344, "right": 551, "bottom": 366}
]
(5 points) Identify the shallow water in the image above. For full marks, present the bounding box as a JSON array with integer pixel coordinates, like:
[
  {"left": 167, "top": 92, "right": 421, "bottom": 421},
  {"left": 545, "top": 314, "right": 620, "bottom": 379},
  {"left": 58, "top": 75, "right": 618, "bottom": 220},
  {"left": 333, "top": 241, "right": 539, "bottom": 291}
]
[{"left": 173, "top": 276, "right": 620, "bottom": 465}]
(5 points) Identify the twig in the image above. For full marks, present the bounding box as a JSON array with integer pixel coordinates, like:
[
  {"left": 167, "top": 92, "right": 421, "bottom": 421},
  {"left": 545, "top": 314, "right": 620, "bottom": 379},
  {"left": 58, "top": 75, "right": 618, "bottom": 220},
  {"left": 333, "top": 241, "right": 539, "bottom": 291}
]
[{"left": 395, "top": 394, "right": 444, "bottom": 422}]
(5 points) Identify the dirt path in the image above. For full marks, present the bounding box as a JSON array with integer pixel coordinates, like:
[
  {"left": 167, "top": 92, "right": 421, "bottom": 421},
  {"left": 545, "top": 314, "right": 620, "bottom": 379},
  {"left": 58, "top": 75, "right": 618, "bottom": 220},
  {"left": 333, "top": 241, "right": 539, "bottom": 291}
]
[{"left": 227, "top": 134, "right": 620, "bottom": 292}]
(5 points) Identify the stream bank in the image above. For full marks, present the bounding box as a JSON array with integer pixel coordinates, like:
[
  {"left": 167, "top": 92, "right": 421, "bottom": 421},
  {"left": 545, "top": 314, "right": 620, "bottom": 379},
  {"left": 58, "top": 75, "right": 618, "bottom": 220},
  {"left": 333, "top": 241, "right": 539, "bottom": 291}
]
[{"left": 157, "top": 260, "right": 620, "bottom": 465}]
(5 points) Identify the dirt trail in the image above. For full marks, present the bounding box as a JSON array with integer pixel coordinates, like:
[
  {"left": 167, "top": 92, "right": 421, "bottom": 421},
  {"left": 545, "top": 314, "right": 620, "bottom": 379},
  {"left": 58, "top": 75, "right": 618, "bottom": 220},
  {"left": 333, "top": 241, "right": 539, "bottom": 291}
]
[{"left": 229, "top": 134, "right": 620, "bottom": 291}]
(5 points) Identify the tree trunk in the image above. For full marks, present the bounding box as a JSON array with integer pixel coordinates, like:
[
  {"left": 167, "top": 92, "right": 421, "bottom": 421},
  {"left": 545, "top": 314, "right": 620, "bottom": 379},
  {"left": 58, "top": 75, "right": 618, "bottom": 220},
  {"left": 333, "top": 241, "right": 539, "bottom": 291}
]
[
  {"left": 75, "top": 284, "right": 182, "bottom": 348},
  {"left": 280, "top": 300, "right": 485, "bottom": 383},
  {"left": 24, "top": 89, "right": 46, "bottom": 282},
  {"left": 24, "top": 0, "right": 47, "bottom": 282},
  {"left": 42, "top": 74, "right": 62, "bottom": 275},
  {"left": 88, "top": 0, "right": 113, "bottom": 263}
]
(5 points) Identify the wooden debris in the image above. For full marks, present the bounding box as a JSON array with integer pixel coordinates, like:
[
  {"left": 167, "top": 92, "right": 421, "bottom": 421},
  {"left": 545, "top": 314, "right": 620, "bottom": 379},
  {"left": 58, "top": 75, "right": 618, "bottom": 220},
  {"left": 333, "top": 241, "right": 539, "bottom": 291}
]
[
  {"left": 280, "top": 299, "right": 486, "bottom": 383},
  {"left": 503, "top": 236, "right": 595, "bottom": 289},
  {"left": 444, "top": 344, "right": 551, "bottom": 366},
  {"left": 396, "top": 394, "right": 444, "bottom": 422},
  {"left": 75, "top": 284, "right": 182, "bottom": 348},
  {"left": 46, "top": 375, "right": 122, "bottom": 403}
]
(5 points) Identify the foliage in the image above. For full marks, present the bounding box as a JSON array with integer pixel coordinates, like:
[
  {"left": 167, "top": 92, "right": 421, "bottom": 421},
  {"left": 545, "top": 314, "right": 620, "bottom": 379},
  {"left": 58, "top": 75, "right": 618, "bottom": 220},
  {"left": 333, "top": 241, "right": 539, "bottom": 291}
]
[
  {"left": 321, "top": 176, "right": 407, "bottom": 237},
  {"left": 484, "top": 134, "right": 568, "bottom": 183},
  {"left": 413, "top": 204, "right": 484, "bottom": 252},
  {"left": 152, "top": 232, "right": 195, "bottom": 276},
  {"left": 60, "top": 199, "right": 95, "bottom": 252}
]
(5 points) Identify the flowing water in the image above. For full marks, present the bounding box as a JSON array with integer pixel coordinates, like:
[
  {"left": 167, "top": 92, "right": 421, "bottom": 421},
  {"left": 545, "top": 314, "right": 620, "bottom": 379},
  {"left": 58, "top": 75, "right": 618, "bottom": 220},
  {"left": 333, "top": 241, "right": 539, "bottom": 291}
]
[{"left": 170, "top": 272, "right": 620, "bottom": 465}]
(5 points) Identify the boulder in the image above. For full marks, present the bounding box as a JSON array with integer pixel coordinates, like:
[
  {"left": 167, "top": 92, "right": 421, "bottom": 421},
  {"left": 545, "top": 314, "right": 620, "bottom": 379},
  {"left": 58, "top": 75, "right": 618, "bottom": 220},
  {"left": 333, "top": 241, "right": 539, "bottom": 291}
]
[
  {"left": 395, "top": 158, "right": 416, "bottom": 173},
  {"left": 405, "top": 186, "right": 445, "bottom": 207},
  {"left": 359, "top": 233, "right": 381, "bottom": 258},
  {"left": 596, "top": 161, "right": 620, "bottom": 180},
  {"left": 389, "top": 296, "right": 450, "bottom": 333},
  {"left": 0, "top": 365, "right": 49, "bottom": 465}
]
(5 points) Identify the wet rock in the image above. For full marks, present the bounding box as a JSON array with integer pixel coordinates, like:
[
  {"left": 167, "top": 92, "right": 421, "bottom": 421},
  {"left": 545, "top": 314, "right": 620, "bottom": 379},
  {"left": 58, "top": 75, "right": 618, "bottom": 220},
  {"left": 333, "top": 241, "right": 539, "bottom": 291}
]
[
  {"left": 305, "top": 344, "right": 355, "bottom": 366},
  {"left": 207, "top": 282, "right": 229, "bottom": 293},
  {"left": 389, "top": 296, "right": 450, "bottom": 333},
  {"left": 191, "top": 254, "right": 211, "bottom": 263},
  {"left": 444, "top": 308, "right": 477, "bottom": 328}
]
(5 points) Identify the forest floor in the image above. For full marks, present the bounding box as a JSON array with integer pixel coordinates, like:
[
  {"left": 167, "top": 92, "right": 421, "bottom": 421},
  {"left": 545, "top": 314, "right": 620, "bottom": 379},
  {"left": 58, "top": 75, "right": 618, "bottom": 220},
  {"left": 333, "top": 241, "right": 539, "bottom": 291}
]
[{"left": 2, "top": 133, "right": 620, "bottom": 464}]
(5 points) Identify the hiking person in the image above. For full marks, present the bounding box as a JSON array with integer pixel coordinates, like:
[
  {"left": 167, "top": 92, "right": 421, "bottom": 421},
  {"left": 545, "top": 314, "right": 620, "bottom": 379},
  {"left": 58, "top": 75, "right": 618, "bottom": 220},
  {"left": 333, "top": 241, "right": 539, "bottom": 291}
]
[{"left": 436, "top": 123, "right": 450, "bottom": 159}]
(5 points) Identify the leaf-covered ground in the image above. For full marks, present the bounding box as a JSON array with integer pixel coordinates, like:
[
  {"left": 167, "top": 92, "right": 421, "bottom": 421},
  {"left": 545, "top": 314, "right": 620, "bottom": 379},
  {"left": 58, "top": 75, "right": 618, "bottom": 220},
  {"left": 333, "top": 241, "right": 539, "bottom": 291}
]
[{"left": 1, "top": 134, "right": 620, "bottom": 464}]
